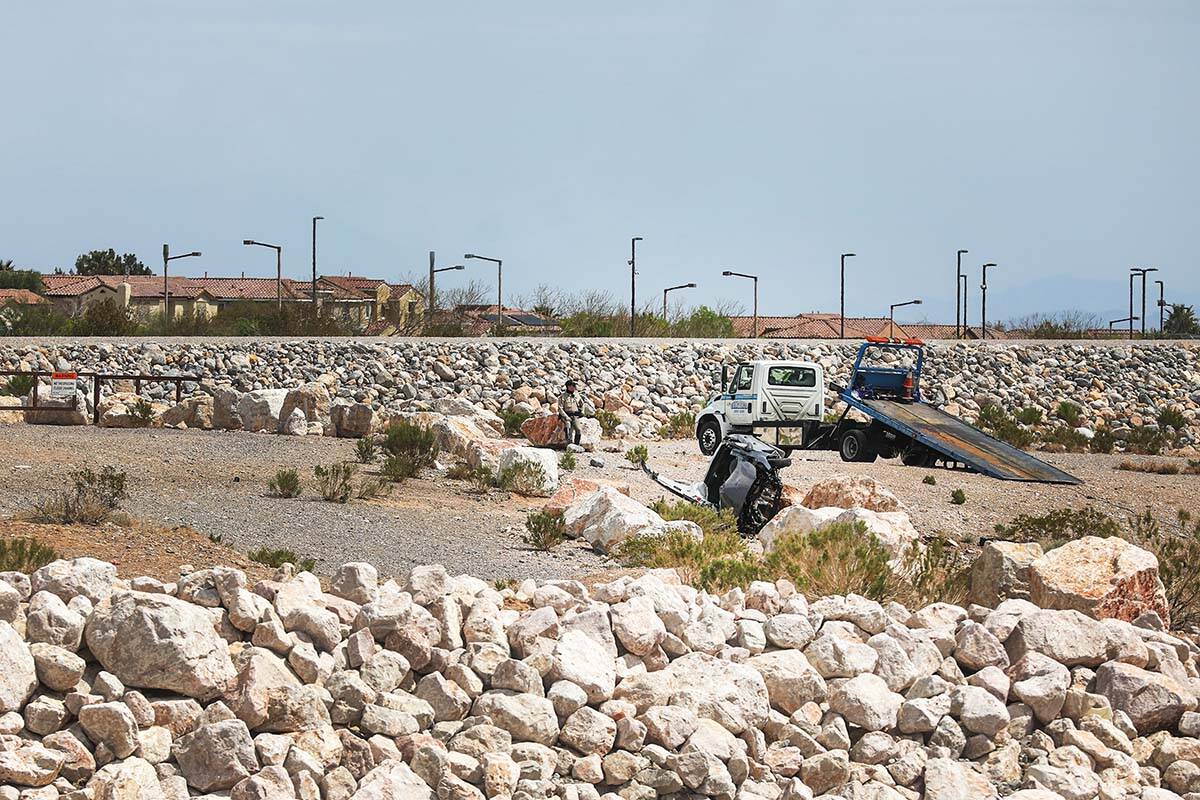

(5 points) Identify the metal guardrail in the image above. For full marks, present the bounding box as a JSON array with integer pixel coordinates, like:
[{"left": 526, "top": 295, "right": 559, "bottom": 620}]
[{"left": 0, "top": 370, "right": 201, "bottom": 425}]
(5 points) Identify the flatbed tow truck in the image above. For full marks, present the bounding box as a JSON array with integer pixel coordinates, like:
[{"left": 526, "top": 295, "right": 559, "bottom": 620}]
[{"left": 694, "top": 337, "right": 1080, "bottom": 485}]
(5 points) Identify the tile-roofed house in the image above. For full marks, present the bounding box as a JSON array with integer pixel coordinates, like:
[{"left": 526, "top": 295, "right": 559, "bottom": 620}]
[
  {"left": 0, "top": 289, "right": 50, "bottom": 305},
  {"left": 730, "top": 314, "right": 912, "bottom": 340}
]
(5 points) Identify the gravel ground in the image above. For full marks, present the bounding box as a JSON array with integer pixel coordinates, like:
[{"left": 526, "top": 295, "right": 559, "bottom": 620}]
[{"left": 2, "top": 423, "right": 1197, "bottom": 580}]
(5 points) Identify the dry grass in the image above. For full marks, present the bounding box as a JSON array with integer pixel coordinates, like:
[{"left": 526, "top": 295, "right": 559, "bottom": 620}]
[{"left": 1116, "top": 460, "right": 1199, "bottom": 476}]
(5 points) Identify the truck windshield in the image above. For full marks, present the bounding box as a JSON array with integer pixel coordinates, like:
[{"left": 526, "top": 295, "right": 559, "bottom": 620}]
[{"left": 767, "top": 366, "right": 816, "bottom": 387}]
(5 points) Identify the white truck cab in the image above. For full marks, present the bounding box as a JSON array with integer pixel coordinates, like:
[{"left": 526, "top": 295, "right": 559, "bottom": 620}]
[{"left": 695, "top": 360, "right": 825, "bottom": 455}]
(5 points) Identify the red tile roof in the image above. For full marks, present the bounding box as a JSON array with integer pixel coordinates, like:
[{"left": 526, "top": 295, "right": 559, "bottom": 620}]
[{"left": 0, "top": 289, "right": 48, "bottom": 305}]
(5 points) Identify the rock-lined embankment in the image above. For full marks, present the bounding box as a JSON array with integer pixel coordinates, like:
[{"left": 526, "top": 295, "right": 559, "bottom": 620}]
[{"left": 2, "top": 339, "right": 1199, "bottom": 445}]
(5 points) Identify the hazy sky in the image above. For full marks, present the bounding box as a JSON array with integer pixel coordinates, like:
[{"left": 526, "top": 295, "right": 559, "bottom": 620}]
[{"left": 3, "top": 2, "right": 1196, "bottom": 324}]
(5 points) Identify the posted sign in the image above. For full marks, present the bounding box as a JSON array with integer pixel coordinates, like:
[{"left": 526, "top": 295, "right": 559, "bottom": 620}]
[{"left": 50, "top": 372, "right": 77, "bottom": 399}]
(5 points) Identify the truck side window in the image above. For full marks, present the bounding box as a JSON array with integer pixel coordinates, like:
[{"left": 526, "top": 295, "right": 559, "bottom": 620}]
[
  {"left": 767, "top": 366, "right": 816, "bottom": 387},
  {"left": 735, "top": 367, "right": 753, "bottom": 391}
]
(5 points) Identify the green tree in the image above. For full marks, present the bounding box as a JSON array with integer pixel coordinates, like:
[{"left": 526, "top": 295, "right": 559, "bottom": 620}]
[
  {"left": 0, "top": 259, "right": 14, "bottom": 271},
  {"left": 0, "top": 270, "right": 42, "bottom": 291},
  {"left": 1164, "top": 304, "right": 1200, "bottom": 336},
  {"left": 74, "top": 249, "right": 152, "bottom": 276}
]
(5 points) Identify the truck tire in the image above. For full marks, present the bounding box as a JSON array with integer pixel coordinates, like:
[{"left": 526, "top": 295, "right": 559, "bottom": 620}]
[
  {"left": 839, "top": 430, "right": 876, "bottom": 463},
  {"left": 697, "top": 418, "right": 723, "bottom": 456}
]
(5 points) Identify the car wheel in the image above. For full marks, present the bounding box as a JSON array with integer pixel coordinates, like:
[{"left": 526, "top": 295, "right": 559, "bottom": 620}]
[
  {"left": 839, "top": 429, "right": 875, "bottom": 462},
  {"left": 697, "top": 418, "right": 722, "bottom": 456}
]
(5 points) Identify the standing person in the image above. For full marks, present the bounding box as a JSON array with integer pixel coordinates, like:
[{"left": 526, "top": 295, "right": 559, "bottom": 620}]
[{"left": 558, "top": 379, "right": 585, "bottom": 446}]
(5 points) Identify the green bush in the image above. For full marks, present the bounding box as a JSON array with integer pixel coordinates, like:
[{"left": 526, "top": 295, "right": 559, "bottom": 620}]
[
  {"left": 446, "top": 462, "right": 494, "bottom": 492},
  {"left": 130, "top": 398, "right": 155, "bottom": 426},
  {"left": 618, "top": 525, "right": 756, "bottom": 592},
  {"left": 1133, "top": 510, "right": 1200, "bottom": 629},
  {"left": 994, "top": 506, "right": 1122, "bottom": 549},
  {"left": 30, "top": 466, "right": 129, "bottom": 525},
  {"left": 764, "top": 522, "right": 894, "bottom": 601},
  {"left": 499, "top": 408, "right": 531, "bottom": 436},
  {"left": 1158, "top": 407, "right": 1188, "bottom": 431},
  {"left": 559, "top": 451, "right": 577, "bottom": 471},
  {"left": 248, "top": 547, "right": 316, "bottom": 573},
  {"left": 523, "top": 510, "right": 567, "bottom": 551},
  {"left": 497, "top": 461, "right": 548, "bottom": 496},
  {"left": 1016, "top": 407, "right": 1044, "bottom": 425},
  {"left": 950, "top": 489, "right": 966, "bottom": 505},
  {"left": 0, "top": 537, "right": 59, "bottom": 573},
  {"left": 356, "top": 476, "right": 393, "bottom": 500},
  {"left": 1089, "top": 428, "right": 1115, "bottom": 454},
  {"left": 355, "top": 437, "right": 379, "bottom": 464},
  {"left": 1124, "top": 426, "right": 1170, "bottom": 456},
  {"left": 1043, "top": 425, "right": 1090, "bottom": 452},
  {"left": 922, "top": 475, "right": 937, "bottom": 486},
  {"left": 895, "top": 535, "right": 971, "bottom": 609},
  {"left": 650, "top": 498, "right": 739, "bottom": 538},
  {"left": 268, "top": 468, "right": 302, "bottom": 498},
  {"left": 381, "top": 454, "right": 420, "bottom": 483},
  {"left": 976, "top": 403, "right": 1034, "bottom": 449},
  {"left": 1, "top": 374, "right": 35, "bottom": 398},
  {"left": 625, "top": 445, "right": 649, "bottom": 466},
  {"left": 314, "top": 463, "right": 356, "bottom": 503},
  {"left": 595, "top": 409, "right": 620, "bottom": 437},
  {"left": 381, "top": 420, "right": 439, "bottom": 472},
  {"left": 659, "top": 411, "right": 696, "bottom": 440},
  {"left": 1055, "top": 401, "right": 1082, "bottom": 427}
]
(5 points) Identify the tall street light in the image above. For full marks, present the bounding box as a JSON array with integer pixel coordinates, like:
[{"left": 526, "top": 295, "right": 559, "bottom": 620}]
[
  {"left": 662, "top": 283, "right": 696, "bottom": 321},
  {"left": 1132, "top": 267, "right": 1158, "bottom": 338},
  {"left": 162, "top": 244, "right": 201, "bottom": 331},
  {"left": 1156, "top": 279, "right": 1165, "bottom": 331},
  {"left": 243, "top": 239, "right": 283, "bottom": 311},
  {"left": 464, "top": 253, "right": 503, "bottom": 334},
  {"left": 955, "top": 249, "right": 968, "bottom": 339},
  {"left": 427, "top": 251, "right": 465, "bottom": 320},
  {"left": 980, "top": 263, "right": 998, "bottom": 340},
  {"left": 628, "top": 237, "right": 643, "bottom": 337},
  {"left": 723, "top": 270, "right": 759, "bottom": 338},
  {"left": 960, "top": 272, "right": 969, "bottom": 336},
  {"left": 889, "top": 299, "right": 922, "bottom": 338},
  {"left": 311, "top": 216, "right": 324, "bottom": 305},
  {"left": 839, "top": 253, "right": 856, "bottom": 339}
]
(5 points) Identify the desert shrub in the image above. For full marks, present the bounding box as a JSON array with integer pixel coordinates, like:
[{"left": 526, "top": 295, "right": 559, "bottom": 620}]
[
  {"left": 1132, "top": 510, "right": 1200, "bottom": 630},
  {"left": 559, "top": 451, "right": 577, "bottom": 471},
  {"left": 894, "top": 535, "right": 971, "bottom": 608},
  {"left": 922, "top": 475, "right": 937, "bottom": 486},
  {"left": 625, "top": 445, "right": 649, "bottom": 466},
  {"left": 523, "top": 510, "right": 567, "bottom": 551},
  {"left": 446, "top": 462, "right": 475, "bottom": 480},
  {"left": 1124, "top": 426, "right": 1170, "bottom": 456},
  {"left": 268, "top": 468, "right": 302, "bottom": 498},
  {"left": 994, "top": 506, "right": 1122, "bottom": 549},
  {"left": 314, "top": 463, "right": 356, "bottom": 503},
  {"left": 446, "top": 462, "right": 494, "bottom": 492},
  {"left": 0, "top": 537, "right": 59, "bottom": 573},
  {"left": 249, "top": 546, "right": 316, "bottom": 573},
  {"left": 497, "top": 461, "right": 548, "bottom": 496},
  {"left": 208, "top": 532, "right": 225, "bottom": 544},
  {"left": 618, "top": 526, "right": 757, "bottom": 592},
  {"left": 650, "top": 498, "right": 739, "bottom": 538},
  {"left": 1055, "top": 401, "right": 1082, "bottom": 427},
  {"left": 1089, "top": 428, "right": 1115, "bottom": 454},
  {"left": 1016, "top": 407, "right": 1044, "bottom": 425},
  {"left": 356, "top": 476, "right": 393, "bottom": 500},
  {"left": 764, "top": 522, "right": 894, "bottom": 601},
  {"left": 1189, "top": 460, "right": 1200, "bottom": 475},
  {"left": 976, "top": 403, "right": 1034, "bottom": 449},
  {"left": 1043, "top": 426, "right": 1090, "bottom": 452},
  {"left": 32, "top": 466, "right": 129, "bottom": 525},
  {"left": 130, "top": 398, "right": 155, "bottom": 426},
  {"left": 493, "top": 577, "right": 517, "bottom": 591},
  {"left": 381, "top": 420, "right": 439, "bottom": 472},
  {"left": 499, "top": 408, "right": 531, "bottom": 436},
  {"left": 355, "top": 437, "right": 379, "bottom": 464},
  {"left": 381, "top": 454, "right": 420, "bottom": 483},
  {"left": 2, "top": 374, "right": 35, "bottom": 397},
  {"left": 950, "top": 489, "right": 966, "bottom": 505},
  {"left": 1158, "top": 407, "right": 1188, "bottom": 431},
  {"left": 659, "top": 411, "right": 696, "bottom": 440},
  {"left": 595, "top": 409, "right": 620, "bottom": 437},
  {"left": 1117, "top": 460, "right": 1181, "bottom": 476}
]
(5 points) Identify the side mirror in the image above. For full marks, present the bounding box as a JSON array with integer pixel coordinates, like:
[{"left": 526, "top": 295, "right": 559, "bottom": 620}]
[{"left": 721, "top": 365, "right": 729, "bottom": 392}]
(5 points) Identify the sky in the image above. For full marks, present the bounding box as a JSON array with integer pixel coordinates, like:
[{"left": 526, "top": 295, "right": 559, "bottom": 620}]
[{"left": 2, "top": 2, "right": 1197, "bottom": 325}]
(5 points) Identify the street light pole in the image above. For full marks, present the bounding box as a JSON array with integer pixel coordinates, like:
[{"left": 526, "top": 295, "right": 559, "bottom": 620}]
[
  {"left": 428, "top": 251, "right": 465, "bottom": 319},
  {"left": 840, "top": 253, "right": 856, "bottom": 339},
  {"left": 1128, "top": 269, "right": 1137, "bottom": 341},
  {"left": 662, "top": 283, "right": 697, "bottom": 321},
  {"left": 1156, "top": 279, "right": 1165, "bottom": 331},
  {"left": 464, "top": 253, "right": 503, "bottom": 334},
  {"left": 980, "top": 263, "right": 997, "bottom": 340},
  {"left": 243, "top": 240, "right": 283, "bottom": 311},
  {"left": 162, "top": 244, "right": 202, "bottom": 331},
  {"left": 311, "top": 216, "right": 324, "bottom": 305},
  {"left": 722, "top": 270, "right": 759, "bottom": 338},
  {"left": 956, "top": 249, "right": 968, "bottom": 339},
  {"left": 961, "top": 273, "right": 968, "bottom": 335},
  {"left": 628, "top": 237, "right": 643, "bottom": 337},
  {"left": 1110, "top": 316, "right": 1138, "bottom": 334},
  {"left": 889, "top": 299, "right": 922, "bottom": 337},
  {"left": 1131, "top": 267, "right": 1158, "bottom": 338}
]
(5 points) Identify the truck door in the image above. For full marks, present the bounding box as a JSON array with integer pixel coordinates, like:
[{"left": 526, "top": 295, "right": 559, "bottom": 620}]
[
  {"left": 727, "top": 364, "right": 756, "bottom": 427},
  {"left": 762, "top": 364, "right": 823, "bottom": 421}
]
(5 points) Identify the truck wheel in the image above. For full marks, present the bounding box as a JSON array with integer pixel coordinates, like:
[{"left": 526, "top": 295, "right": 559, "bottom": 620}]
[
  {"left": 839, "top": 430, "right": 876, "bottom": 462},
  {"left": 697, "top": 418, "right": 722, "bottom": 456}
]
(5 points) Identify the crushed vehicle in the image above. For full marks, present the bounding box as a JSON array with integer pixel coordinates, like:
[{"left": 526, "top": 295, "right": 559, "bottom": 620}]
[{"left": 643, "top": 433, "right": 791, "bottom": 535}]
